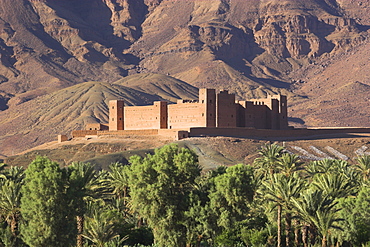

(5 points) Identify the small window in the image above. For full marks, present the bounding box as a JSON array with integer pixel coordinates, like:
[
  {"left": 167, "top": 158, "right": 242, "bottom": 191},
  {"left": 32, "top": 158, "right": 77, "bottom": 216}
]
[
  {"left": 112, "top": 106, "right": 115, "bottom": 109},
  {"left": 202, "top": 100, "right": 205, "bottom": 103},
  {"left": 210, "top": 114, "right": 212, "bottom": 116},
  {"left": 202, "top": 113, "right": 204, "bottom": 116},
  {"left": 112, "top": 118, "right": 114, "bottom": 121},
  {"left": 119, "top": 118, "right": 122, "bottom": 120},
  {"left": 231, "top": 115, "right": 234, "bottom": 118},
  {"left": 210, "top": 100, "right": 212, "bottom": 103}
]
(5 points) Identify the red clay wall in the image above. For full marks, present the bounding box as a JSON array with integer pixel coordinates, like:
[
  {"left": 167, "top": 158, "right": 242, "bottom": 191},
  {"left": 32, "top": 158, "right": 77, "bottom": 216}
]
[
  {"left": 124, "top": 101, "right": 167, "bottom": 130},
  {"left": 199, "top": 88, "right": 216, "bottom": 127},
  {"left": 72, "top": 130, "right": 98, "bottom": 138},
  {"left": 98, "top": 129, "right": 159, "bottom": 136},
  {"left": 109, "top": 100, "right": 124, "bottom": 131},
  {"left": 167, "top": 103, "right": 205, "bottom": 129},
  {"left": 189, "top": 127, "right": 370, "bottom": 138},
  {"left": 216, "top": 90, "right": 237, "bottom": 127},
  {"left": 98, "top": 129, "right": 188, "bottom": 140},
  {"left": 86, "top": 123, "right": 109, "bottom": 131}
]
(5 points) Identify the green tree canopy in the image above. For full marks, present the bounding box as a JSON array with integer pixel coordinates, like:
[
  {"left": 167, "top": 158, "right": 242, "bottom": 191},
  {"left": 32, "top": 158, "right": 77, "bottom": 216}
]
[
  {"left": 128, "top": 144, "right": 201, "bottom": 247},
  {"left": 20, "top": 156, "right": 71, "bottom": 247}
]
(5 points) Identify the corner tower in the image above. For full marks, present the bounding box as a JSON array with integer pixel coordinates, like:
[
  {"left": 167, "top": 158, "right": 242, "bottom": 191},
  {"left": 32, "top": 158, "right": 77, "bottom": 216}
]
[{"left": 109, "top": 100, "right": 124, "bottom": 131}]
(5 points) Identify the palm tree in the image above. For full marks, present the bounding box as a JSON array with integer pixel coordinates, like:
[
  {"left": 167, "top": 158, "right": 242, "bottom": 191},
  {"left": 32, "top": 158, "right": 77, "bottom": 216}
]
[
  {"left": 67, "top": 162, "right": 101, "bottom": 247},
  {"left": 276, "top": 153, "right": 304, "bottom": 176},
  {"left": 0, "top": 166, "right": 24, "bottom": 245},
  {"left": 108, "top": 163, "right": 130, "bottom": 203},
  {"left": 3, "top": 166, "right": 25, "bottom": 183},
  {"left": 355, "top": 155, "right": 370, "bottom": 182},
  {"left": 312, "top": 173, "right": 356, "bottom": 199},
  {"left": 254, "top": 144, "right": 284, "bottom": 176},
  {"left": 0, "top": 163, "right": 8, "bottom": 180},
  {"left": 0, "top": 180, "right": 22, "bottom": 237},
  {"left": 261, "top": 173, "right": 306, "bottom": 247},
  {"left": 292, "top": 190, "right": 343, "bottom": 247},
  {"left": 83, "top": 207, "right": 127, "bottom": 247}
]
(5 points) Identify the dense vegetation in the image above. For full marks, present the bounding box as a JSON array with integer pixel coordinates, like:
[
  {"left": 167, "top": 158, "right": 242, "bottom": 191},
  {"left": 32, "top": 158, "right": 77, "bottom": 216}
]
[{"left": 0, "top": 143, "right": 369, "bottom": 247}]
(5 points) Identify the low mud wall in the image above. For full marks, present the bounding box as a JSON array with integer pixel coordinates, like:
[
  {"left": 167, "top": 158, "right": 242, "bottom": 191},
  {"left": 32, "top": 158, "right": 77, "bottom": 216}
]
[
  {"left": 189, "top": 127, "right": 370, "bottom": 139},
  {"left": 98, "top": 129, "right": 159, "bottom": 136},
  {"left": 72, "top": 130, "right": 98, "bottom": 138}
]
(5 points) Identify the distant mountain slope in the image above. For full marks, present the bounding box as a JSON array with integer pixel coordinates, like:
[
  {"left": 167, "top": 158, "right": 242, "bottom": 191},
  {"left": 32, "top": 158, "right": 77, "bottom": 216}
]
[
  {"left": 0, "top": 75, "right": 197, "bottom": 155},
  {"left": 0, "top": 0, "right": 368, "bottom": 104},
  {"left": 289, "top": 39, "right": 370, "bottom": 127},
  {"left": 113, "top": 73, "right": 199, "bottom": 102},
  {"left": 0, "top": 0, "right": 370, "bottom": 155}
]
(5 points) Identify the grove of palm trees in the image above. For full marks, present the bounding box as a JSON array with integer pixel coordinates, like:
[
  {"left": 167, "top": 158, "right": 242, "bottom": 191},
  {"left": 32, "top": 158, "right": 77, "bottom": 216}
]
[{"left": 0, "top": 143, "right": 369, "bottom": 247}]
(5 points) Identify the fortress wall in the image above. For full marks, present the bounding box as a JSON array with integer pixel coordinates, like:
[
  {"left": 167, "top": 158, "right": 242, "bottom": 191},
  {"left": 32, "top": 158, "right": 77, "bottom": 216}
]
[
  {"left": 98, "top": 129, "right": 188, "bottom": 140},
  {"left": 104, "top": 89, "right": 289, "bottom": 132},
  {"left": 236, "top": 103, "right": 247, "bottom": 127},
  {"left": 189, "top": 127, "right": 370, "bottom": 138},
  {"left": 72, "top": 130, "right": 98, "bottom": 138},
  {"left": 277, "top": 95, "right": 288, "bottom": 129},
  {"left": 216, "top": 91, "right": 237, "bottom": 127},
  {"left": 158, "top": 129, "right": 189, "bottom": 140},
  {"left": 199, "top": 89, "right": 216, "bottom": 127},
  {"left": 109, "top": 100, "right": 124, "bottom": 131},
  {"left": 270, "top": 99, "right": 280, "bottom": 129},
  {"left": 167, "top": 103, "right": 205, "bottom": 129},
  {"left": 86, "top": 123, "right": 109, "bottom": 131},
  {"left": 245, "top": 104, "right": 270, "bottom": 129},
  {"left": 98, "top": 129, "right": 159, "bottom": 136},
  {"left": 124, "top": 102, "right": 166, "bottom": 130}
]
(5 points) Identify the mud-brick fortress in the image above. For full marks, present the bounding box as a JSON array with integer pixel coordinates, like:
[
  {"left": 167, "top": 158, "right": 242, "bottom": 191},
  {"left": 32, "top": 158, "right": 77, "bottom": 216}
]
[
  {"left": 109, "top": 89, "right": 288, "bottom": 131},
  {"left": 70, "top": 89, "right": 290, "bottom": 141}
]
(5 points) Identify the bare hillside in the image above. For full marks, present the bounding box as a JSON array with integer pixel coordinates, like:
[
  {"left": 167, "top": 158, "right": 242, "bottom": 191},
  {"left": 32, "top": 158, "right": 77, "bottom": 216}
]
[
  {"left": 0, "top": 0, "right": 370, "bottom": 155},
  {"left": 0, "top": 75, "right": 197, "bottom": 155}
]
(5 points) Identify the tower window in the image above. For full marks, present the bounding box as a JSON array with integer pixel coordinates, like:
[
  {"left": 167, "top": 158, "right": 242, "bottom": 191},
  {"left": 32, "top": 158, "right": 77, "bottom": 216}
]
[
  {"left": 112, "top": 118, "right": 114, "bottom": 121},
  {"left": 112, "top": 106, "right": 114, "bottom": 109}
]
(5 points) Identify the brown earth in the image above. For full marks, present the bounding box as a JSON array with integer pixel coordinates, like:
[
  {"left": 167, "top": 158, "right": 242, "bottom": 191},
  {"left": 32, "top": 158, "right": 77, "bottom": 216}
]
[
  {"left": 5, "top": 134, "right": 370, "bottom": 171},
  {"left": 0, "top": 0, "right": 370, "bottom": 156}
]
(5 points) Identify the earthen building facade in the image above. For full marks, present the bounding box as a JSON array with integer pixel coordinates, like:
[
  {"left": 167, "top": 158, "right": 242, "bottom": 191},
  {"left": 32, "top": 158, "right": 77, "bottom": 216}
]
[{"left": 108, "top": 89, "right": 288, "bottom": 131}]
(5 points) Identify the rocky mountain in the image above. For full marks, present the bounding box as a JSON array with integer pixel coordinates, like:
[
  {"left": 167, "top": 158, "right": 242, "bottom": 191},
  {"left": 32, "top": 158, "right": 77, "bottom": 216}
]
[{"left": 0, "top": 0, "right": 370, "bottom": 156}]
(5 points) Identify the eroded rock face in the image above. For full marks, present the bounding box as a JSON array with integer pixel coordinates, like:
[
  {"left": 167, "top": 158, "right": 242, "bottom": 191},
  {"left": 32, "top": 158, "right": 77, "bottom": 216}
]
[
  {"left": 0, "top": 0, "right": 370, "bottom": 155},
  {"left": 0, "top": 0, "right": 367, "bottom": 99}
]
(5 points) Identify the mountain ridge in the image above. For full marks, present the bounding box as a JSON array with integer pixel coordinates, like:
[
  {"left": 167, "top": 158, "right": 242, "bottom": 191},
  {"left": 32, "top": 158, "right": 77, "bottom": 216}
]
[{"left": 0, "top": 0, "right": 370, "bottom": 155}]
